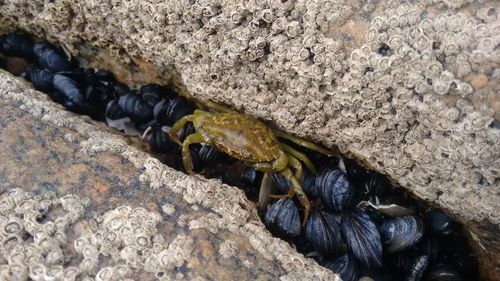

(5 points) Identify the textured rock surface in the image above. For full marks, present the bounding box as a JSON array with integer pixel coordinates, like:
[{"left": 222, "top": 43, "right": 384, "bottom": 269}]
[
  {"left": 0, "top": 0, "right": 499, "bottom": 279},
  {"left": 0, "top": 71, "right": 338, "bottom": 280}
]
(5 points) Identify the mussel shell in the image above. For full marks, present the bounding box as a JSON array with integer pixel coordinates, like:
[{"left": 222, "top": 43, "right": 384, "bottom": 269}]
[
  {"left": 424, "top": 264, "right": 462, "bottom": 281},
  {"left": 178, "top": 122, "right": 196, "bottom": 142},
  {"left": 406, "top": 255, "right": 428, "bottom": 281},
  {"left": 264, "top": 198, "right": 301, "bottom": 237},
  {"left": 118, "top": 94, "right": 154, "bottom": 123},
  {"left": 198, "top": 144, "right": 227, "bottom": 165},
  {"left": 25, "top": 68, "right": 53, "bottom": 90},
  {"left": 166, "top": 96, "right": 194, "bottom": 124},
  {"left": 304, "top": 209, "right": 342, "bottom": 255},
  {"left": 172, "top": 145, "right": 203, "bottom": 173},
  {"left": 145, "top": 125, "right": 176, "bottom": 152},
  {"left": 386, "top": 253, "right": 413, "bottom": 279},
  {"left": 240, "top": 167, "right": 262, "bottom": 187},
  {"left": 136, "top": 119, "right": 157, "bottom": 133},
  {"left": 53, "top": 74, "right": 84, "bottom": 105},
  {"left": 85, "top": 83, "right": 114, "bottom": 107},
  {"left": 113, "top": 82, "right": 133, "bottom": 96},
  {"left": 317, "top": 168, "right": 356, "bottom": 212},
  {"left": 153, "top": 99, "right": 170, "bottom": 124},
  {"left": 380, "top": 215, "right": 424, "bottom": 253},
  {"left": 140, "top": 84, "right": 166, "bottom": 106},
  {"left": 301, "top": 169, "right": 318, "bottom": 199},
  {"left": 416, "top": 236, "right": 439, "bottom": 264},
  {"left": 424, "top": 209, "right": 454, "bottom": 237},
  {"left": 324, "top": 254, "right": 359, "bottom": 281},
  {"left": 94, "top": 69, "right": 115, "bottom": 86},
  {"left": 271, "top": 172, "right": 290, "bottom": 193},
  {"left": 0, "top": 33, "right": 34, "bottom": 59},
  {"left": 343, "top": 157, "right": 370, "bottom": 187},
  {"left": 153, "top": 96, "right": 194, "bottom": 125},
  {"left": 33, "top": 42, "right": 73, "bottom": 72},
  {"left": 364, "top": 172, "right": 392, "bottom": 204},
  {"left": 341, "top": 208, "right": 383, "bottom": 269},
  {"left": 439, "top": 237, "right": 477, "bottom": 277},
  {"left": 105, "top": 100, "right": 127, "bottom": 120}
]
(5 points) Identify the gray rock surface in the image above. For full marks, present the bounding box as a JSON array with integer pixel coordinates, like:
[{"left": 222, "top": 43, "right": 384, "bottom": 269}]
[
  {"left": 0, "top": 0, "right": 499, "bottom": 279},
  {"left": 0, "top": 71, "right": 338, "bottom": 280}
]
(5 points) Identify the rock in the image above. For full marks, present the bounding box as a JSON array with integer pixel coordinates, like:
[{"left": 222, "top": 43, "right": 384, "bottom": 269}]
[
  {"left": 0, "top": 71, "right": 338, "bottom": 280},
  {"left": 0, "top": 0, "right": 499, "bottom": 279}
]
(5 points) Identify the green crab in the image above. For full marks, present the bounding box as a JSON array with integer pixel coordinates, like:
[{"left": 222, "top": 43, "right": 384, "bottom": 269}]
[{"left": 168, "top": 101, "right": 332, "bottom": 225}]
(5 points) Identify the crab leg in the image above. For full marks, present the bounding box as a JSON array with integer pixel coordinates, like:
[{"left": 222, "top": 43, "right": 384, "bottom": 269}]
[
  {"left": 286, "top": 153, "right": 304, "bottom": 181},
  {"left": 275, "top": 131, "right": 335, "bottom": 156},
  {"left": 181, "top": 132, "right": 204, "bottom": 175},
  {"left": 281, "top": 168, "right": 311, "bottom": 227},
  {"left": 281, "top": 143, "right": 317, "bottom": 174},
  {"left": 169, "top": 115, "right": 195, "bottom": 146},
  {"left": 251, "top": 150, "right": 288, "bottom": 172},
  {"left": 201, "top": 100, "right": 235, "bottom": 113}
]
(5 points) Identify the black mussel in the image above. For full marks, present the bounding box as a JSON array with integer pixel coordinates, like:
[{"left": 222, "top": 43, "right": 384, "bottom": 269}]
[
  {"left": 136, "top": 119, "right": 156, "bottom": 133},
  {"left": 325, "top": 254, "right": 359, "bottom": 281},
  {"left": 301, "top": 168, "right": 318, "bottom": 199},
  {"left": 317, "top": 168, "right": 356, "bottom": 212},
  {"left": 0, "top": 33, "right": 34, "bottom": 59},
  {"left": 416, "top": 236, "right": 439, "bottom": 264},
  {"left": 343, "top": 157, "right": 369, "bottom": 187},
  {"left": 358, "top": 268, "right": 397, "bottom": 281},
  {"left": 198, "top": 144, "right": 227, "bottom": 165},
  {"left": 47, "top": 90, "right": 66, "bottom": 104},
  {"left": 113, "top": 82, "right": 133, "bottom": 96},
  {"left": 264, "top": 198, "right": 301, "bottom": 237},
  {"left": 271, "top": 172, "right": 290, "bottom": 193},
  {"left": 94, "top": 69, "right": 115, "bottom": 86},
  {"left": 153, "top": 99, "right": 170, "bottom": 124},
  {"left": 118, "top": 94, "right": 154, "bottom": 123},
  {"left": 364, "top": 172, "right": 392, "bottom": 204},
  {"left": 439, "top": 238, "right": 477, "bottom": 278},
  {"left": 424, "top": 264, "right": 462, "bottom": 281},
  {"left": 85, "top": 83, "right": 114, "bottom": 109},
  {"left": 386, "top": 253, "right": 413, "bottom": 279},
  {"left": 178, "top": 122, "right": 196, "bottom": 142},
  {"left": 143, "top": 125, "right": 176, "bottom": 152},
  {"left": 33, "top": 42, "right": 73, "bottom": 72},
  {"left": 53, "top": 74, "right": 85, "bottom": 106},
  {"left": 341, "top": 208, "right": 383, "bottom": 269},
  {"left": 424, "top": 209, "right": 455, "bottom": 237},
  {"left": 380, "top": 215, "right": 424, "bottom": 253},
  {"left": 153, "top": 96, "right": 194, "bottom": 125},
  {"left": 140, "top": 84, "right": 166, "bottom": 106},
  {"left": 24, "top": 68, "right": 53, "bottom": 90},
  {"left": 304, "top": 209, "right": 342, "bottom": 255},
  {"left": 105, "top": 100, "right": 127, "bottom": 120},
  {"left": 240, "top": 167, "right": 262, "bottom": 187},
  {"left": 406, "top": 255, "right": 428, "bottom": 281}
]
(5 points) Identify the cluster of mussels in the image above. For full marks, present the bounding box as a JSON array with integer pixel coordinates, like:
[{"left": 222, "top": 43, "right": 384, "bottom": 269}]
[
  {"left": 255, "top": 157, "right": 478, "bottom": 281},
  {"left": 0, "top": 33, "right": 478, "bottom": 281}
]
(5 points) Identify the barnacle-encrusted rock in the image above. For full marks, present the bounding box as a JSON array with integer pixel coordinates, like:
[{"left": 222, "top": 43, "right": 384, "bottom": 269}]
[
  {"left": 0, "top": 0, "right": 499, "bottom": 280},
  {"left": 0, "top": 70, "right": 337, "bottom": 280}
]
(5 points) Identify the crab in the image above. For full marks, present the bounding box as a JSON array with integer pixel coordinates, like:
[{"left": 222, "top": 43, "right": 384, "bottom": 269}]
[{"left": 168, "top": 102, "right": 332, "bottom": 225}]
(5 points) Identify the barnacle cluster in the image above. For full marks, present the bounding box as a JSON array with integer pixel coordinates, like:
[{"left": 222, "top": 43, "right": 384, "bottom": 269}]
[
  {"left": 0, "top": 189, "right": 86, "bottom": 281},
  {"left": 76, "top": 206, "right": 193, "bottom": 280},
  {"left": 0, "top": 189, "right": 197, "bottom": 281}
]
